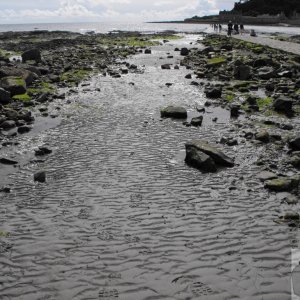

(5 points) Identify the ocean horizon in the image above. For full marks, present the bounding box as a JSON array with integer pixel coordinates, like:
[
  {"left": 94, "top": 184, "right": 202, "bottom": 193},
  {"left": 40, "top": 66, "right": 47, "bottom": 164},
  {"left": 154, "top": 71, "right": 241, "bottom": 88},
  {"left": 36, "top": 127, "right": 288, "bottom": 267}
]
[{"left": 0, "top": 21, "right": 299, "bottom": 35}]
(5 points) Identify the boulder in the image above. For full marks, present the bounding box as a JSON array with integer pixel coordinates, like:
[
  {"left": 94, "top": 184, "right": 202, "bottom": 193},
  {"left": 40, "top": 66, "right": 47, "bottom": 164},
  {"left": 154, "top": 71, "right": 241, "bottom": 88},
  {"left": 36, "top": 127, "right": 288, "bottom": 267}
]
[
  {"left": 0, "top": 158, "right": 18, "bottom": 165},
  {"left": 265, "top": 177, "right": 299, "bottom": 192},
  {"left": 273, "top": 97, "right": 293, "bottom": 115},
  {"left": 257, "top": 67, "right": 276, "bottom": 80},
  {"left": 205, "top": 87, "right": 222, "bottom": 99},
  {"left": 144, "top": 49, "right": 152, "bottom": 54},
  {"left": 0, "top": 76, "right": 26, "bottom": 96},
  {"left": 230, "top": 104, "right": 241, "bottom": 117},
  {"left": 0, "top": 120, "right": 16, "bottom": 129},
  {"left": 161, "top": 64, "right": 171, "bottom": 70},
  {"left": 17, "top": 125, "right": 32, "bottom": 134},
  {"left": 190, "top": 116, "right": 203, "bottom": 127},
  {"left": 289, "top": 136, "right": 300, "bottom": 150},
  {"left": 185, "top": 146, "right": 217, "bottom": 172},
  {"left": 255, "top": 130, "right": 270, "bottom": 143},
  {"left": 22, "top": 48, "right": 41, "bottom": 63},
  {"left": 185, "top": 140, "right": 234, "bottom": 167},
  {"left": 0, "top": 66, "right": 36, "bottom": 85},
  {"left": 34, "top": 171, "right": 46, "bottom": 183},
  {"left": 253, "top": 56, "right": 273, "bottom": 68},
  {"left": 180, "top": 48, "right": 189, "bottom": 56},
  {"left": 0, "top": 87, "right": 11, "bottom": 105},
  {"left": 160, "top": 106, "right": 187, "bottom": 119},
  {"left": 234, "top": 64, "right": 251, "bottom": 80}
]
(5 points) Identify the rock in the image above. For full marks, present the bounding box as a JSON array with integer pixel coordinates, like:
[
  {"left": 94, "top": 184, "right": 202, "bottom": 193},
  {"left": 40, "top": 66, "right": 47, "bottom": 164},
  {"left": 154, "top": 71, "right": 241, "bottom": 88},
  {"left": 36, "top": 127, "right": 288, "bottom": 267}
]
[
  {"left": 273, "top": 97, "right": 293, "bottom": 115},
  {"left": 161, "top": 64, "right": 171, "bottom": 70},
  {"left": 205, "top": 87, "right": 222, "bottom": 99},
  {"left": 185, "top": 146, "right": 217, "bottom": 173},
  {"left": 255, "top": 130, "right": 270, "bottom": 143},
  {"left": 0, "top": 157, "right": 18, "bottom": 165},
  {"left": 265, "top": 177, "right": 299, "bottom": 192},
  {"left": 253, "top": 56, "right": 273, "bottom": 68},
  {"left": 0, "top": 66, "right": 35, "bottom": 85},
  {"left": 180, "top": 48, "right": 189, "bottom": 56},
  {"left": 0, "top": 120, "right": 16, "bottom": 130},
  {"left": 0, "top": 76, "right": 26, "bottom": 96},
  {"left": 34, "top": 171, "right": 46, "bottom": 183},
  {"left": 190, "top": 116, "right": 203, "bottom": 127},
  {"left": 257, "top": 67, "right": 276, "bottom": 80},
  {"left": 289, "top": 136, "right": 300, "bottom": 150},
  {"left": 0, "top": 87, "right": 11, "bottom": 105},
  {"left": 185, "top": 140, "right": 234, "bottom": 167},
  {"left": 281, "top": 212, "right": 300, "bottom": 221},
  {"left": 35, "top": 146, "right": 52, "bottom": 156},
  {"left": 22, "top": 48, "right": 41, "bottom": 63},
  {"left": 160, "top": 106, "right": 187, "bottom": 119},
  {"left": 230, "top": 104, "right": 241, "bottom": 117},
  {"left": 289, "top": 155, "right": 300, "bottom": 167},
  {"left": 256, "top": 171, "right": 278, "bottom": 181},
  {"left": 234, "top": 64, "right": 251, "bottom": 80},
  {"left": 185, "top": 74, "right": 192, "bottom": 79},
  {"left": 144, "top": 49, "right": 151, "bottom": 54},
  {"left": 17, "top": 125, "right": 32, "bottom": 134}
]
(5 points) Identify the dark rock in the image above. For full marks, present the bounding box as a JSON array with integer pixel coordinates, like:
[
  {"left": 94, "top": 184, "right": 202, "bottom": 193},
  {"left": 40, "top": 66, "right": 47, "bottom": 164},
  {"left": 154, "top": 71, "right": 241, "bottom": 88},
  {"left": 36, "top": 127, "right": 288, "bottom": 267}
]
[
  {"left": 17, "top": 125, "right": 32, "bottom": 134},
  {"left": 190, "top": 116, "right": 203, "bottom": 127},
  {"left": 161, "top": 64, "right": 171, "bottom": 70},
  {"left": 0, "top": 87, "right": 11, "bottom": 105},
  {"left": 35, "top": 146, "right": 52, "bottom": 156},
  {"left": 230, "top": 104, "right": 241, "bottom": 117},
  {"left": 0, "top": 157, "right": 18, "bottom": 165},
  {"left": 273, "top": 97, "right": 293, "bottom": 115},
  {"left": 180, "top": 48, "right": 189, "bottom": 56},
  {"left": 22, "top": 48, "right": 41, "bottom": 63},
  {"left": 265, "top": 176, "right": 299, "bottom": 192},
  {"left": 255, "top": 130, "right": 270, "bottom": 143},
  {"left": 234, "top": 64, "right": 251, "bottom": 80},
  {"left": 185, "top": 74, "right": 192, "bottom": 79},
  {"left": 34, "top": 171, "right": 46, "bottom": 183},
  {"left": 160, "top": 106, "right": 187, "bottom": 119},
  {"left": 185, "top": 140, "right": 234, "bottom": 167},
  {"left": 1, "top": 120, "right": 16, "bottom": 129},
  {"left": 185, "top": 146, "right": 217, "bottom": 172},
  {"left": 289, "top": 136, "right": 300, "bottom": 150},
  {"left": 205, "top": 87, "right": 222, "bottom": 99},
  {"left": 144, "top": 49, "right": 152, "bottom": 54},
  {"left": 289, "top": 155, "right": 300, "bottom": 168},
  {"left": 0, "top": 76, "right": 26, "bottom": 96}
]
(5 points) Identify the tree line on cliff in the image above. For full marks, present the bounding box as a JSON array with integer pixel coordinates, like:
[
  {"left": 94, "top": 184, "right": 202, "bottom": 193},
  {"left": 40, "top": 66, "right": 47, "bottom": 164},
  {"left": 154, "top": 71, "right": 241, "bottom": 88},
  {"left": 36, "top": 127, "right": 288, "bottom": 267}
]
[{"left": 232, "top": 0, "right": 300, "bottom": 17}]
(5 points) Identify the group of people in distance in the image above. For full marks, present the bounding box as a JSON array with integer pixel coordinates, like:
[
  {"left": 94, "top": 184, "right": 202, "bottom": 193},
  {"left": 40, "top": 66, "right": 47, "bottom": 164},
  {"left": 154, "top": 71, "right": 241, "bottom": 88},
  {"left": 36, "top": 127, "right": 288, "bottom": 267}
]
[{"left": 227, "top": 21, "right": 244, "bottom": 36}]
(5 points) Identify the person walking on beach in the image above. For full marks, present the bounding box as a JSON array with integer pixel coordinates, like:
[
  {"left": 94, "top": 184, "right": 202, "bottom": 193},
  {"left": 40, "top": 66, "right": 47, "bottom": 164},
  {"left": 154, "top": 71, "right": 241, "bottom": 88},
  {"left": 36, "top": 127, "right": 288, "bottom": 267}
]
[
  {"left": 219, "top": 24, "right": 222, "bottom": 33},
  {"left": 240, "top": 23, "right": 244, "bottom": 35},
  {"left": 227, "top": 21, "right": 233, "bottom": 36},
  {"left": 234, "top": 23, "right": 239, "bottom": 35}
]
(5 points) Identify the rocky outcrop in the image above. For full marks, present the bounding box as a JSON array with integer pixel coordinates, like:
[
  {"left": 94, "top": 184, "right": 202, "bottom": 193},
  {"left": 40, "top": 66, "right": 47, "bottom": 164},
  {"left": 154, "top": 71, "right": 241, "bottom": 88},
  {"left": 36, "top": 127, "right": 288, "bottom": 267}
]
[
  {"left": 185, "top": 140, "right": 234, "bottom": 172},
  {"left": 22, "top": 48, "right": 42, "bottom": 63},
  {"left": 0, "top": 76, "right": 26, "bottom": 96}
]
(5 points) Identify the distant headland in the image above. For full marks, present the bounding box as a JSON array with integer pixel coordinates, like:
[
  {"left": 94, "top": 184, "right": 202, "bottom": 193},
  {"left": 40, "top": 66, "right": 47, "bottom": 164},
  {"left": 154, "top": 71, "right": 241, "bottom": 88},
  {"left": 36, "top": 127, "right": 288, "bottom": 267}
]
[{"left": 150, "top": 0, "right": 300, "bottom": 26}]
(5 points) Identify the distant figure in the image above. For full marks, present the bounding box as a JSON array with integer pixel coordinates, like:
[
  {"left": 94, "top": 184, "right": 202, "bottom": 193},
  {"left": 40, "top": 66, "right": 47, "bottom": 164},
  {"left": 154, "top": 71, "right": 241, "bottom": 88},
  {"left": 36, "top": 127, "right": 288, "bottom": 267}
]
[
  {"left": 234, "top": 23, "right": 239, "bottom": 35},
  {"left": 250, "top": 29, "right": 257, "bottom": 37},
  {"left": 240, "top": 23, "right": 244, "bottom": 34},
  {"left": 227, "top": 21, "right": 233, "bottom": 36},
  {"left": 219, "top": 24, "right": 222, "bottom": 33}
]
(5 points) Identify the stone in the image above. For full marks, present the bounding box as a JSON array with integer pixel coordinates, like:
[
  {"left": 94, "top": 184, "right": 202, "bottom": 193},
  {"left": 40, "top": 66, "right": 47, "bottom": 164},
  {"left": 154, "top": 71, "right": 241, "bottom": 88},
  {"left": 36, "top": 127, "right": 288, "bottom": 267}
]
[
  {"left": 185, "top": 74, "right": 192, "bottom": 79},
  {"left": 265, "top": 177, "right": 299, "bottom": 192},
  {"left": 0, "top": 120, "right": 16, "bottom": 130},
  {"left": 185, "top": 140, "right": 234, "bottom": 167},
  {"left": 230, "top": 104, "right": 241, "bottom": 117},
  {"left": 205, "top": 87, "right": 222, "bottom": 99},
  {"left": 144, "top": 49, "right": 151, "bottom": 54},
  {"left": 234, "top": 64, "right": 251, "bottom": 80},
  {"left": 161, "top": 64, "right": 171, "bottom": 70},
  {"left": 160, "top": 106, "right": 187, "bottom": 119},
  {"left": 256, "top": 171, "right": 278, "bottom": 181},
  {"left": 190, "top": 116, "right": 203, "bottom": 127},
  {"left": 180, "top": 48, "right": 189, "bottom": 56},
  {"left": 253, "top": 56, "right": 273, "bottom": 68},
  {"left": 34, "top": 171, "right": 46, "bottom": 183},
  {"left": 0, "top": 157, "right": 18, "bottom": 165},
  {"left": 185, "top": 146, "right": 217, "bottom": 172},
  {"left": 0, "top": 87, "right": 11, "bottom": 105},
  {"left": 289, "top": 156, "right": 300, "bottom": 167},
  {"left": 257, "top": 67, "right": 276, "bottom": 80},
  {"left": 0, "top": 76, "right": 26, "bottom": 96},
  {"left": 0, "top": 66, "right": 36, "bottom": 85},
  {"left": 255, "top": 130, "right": 270, "bottom": 143},
  {"left": 289, "top": 136, "right": 300, "bottom": 151},
  {"left": 17, "top": 125, "right": 32, "bottom": 134},
  {"left": 22, "top": 48, "right": 41, "bottom": 63},
  {"left": 35, "top": 146, "right": 52, "bottom": 156},
  {"left": 273, "top": 97, "right": 293, "bottom": 115}
]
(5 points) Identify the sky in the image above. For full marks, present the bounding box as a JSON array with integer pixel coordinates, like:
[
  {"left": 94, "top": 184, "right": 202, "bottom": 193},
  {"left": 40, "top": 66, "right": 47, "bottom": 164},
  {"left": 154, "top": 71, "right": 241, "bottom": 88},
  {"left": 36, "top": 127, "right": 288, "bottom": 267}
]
[{"left": 0, "top": 0, "right": 237, "bottom": 24}]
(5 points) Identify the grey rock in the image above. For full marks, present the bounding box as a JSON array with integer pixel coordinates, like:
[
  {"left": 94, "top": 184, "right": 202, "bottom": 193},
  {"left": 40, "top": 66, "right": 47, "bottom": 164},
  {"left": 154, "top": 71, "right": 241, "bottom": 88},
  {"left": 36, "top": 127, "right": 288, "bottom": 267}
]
[
  {"left": 185, "top": 140, "right": 234, "bottom": 167},
  {"left": 265, "top": 177, "right": 299, "bottom": 192},
  {"left": 255, "top": 130, "right": 270, "bottom": 143},
  {"left": 0, "top": 120, "right": 16, "bottom": 129},
  {"left": 0, "top": 76, "right": 26, "bottom": 96},
  {"left": 185, "top": 146, "right": 217, "bottom": 172},
  {"left": 161, "top": 106, "right": 187, "bottom": 119},
  {"left": 190, "top": 116, "right": 203, "bottom": 127},
  {"left": 256, "top": 171, "right": 278, "bottom": 181}
]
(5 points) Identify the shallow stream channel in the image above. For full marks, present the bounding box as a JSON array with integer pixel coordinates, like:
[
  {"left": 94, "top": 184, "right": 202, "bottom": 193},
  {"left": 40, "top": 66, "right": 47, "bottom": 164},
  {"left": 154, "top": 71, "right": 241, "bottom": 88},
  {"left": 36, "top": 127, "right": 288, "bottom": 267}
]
[{"left": 0, "top": 34, "right": 297, "bottom": 299}]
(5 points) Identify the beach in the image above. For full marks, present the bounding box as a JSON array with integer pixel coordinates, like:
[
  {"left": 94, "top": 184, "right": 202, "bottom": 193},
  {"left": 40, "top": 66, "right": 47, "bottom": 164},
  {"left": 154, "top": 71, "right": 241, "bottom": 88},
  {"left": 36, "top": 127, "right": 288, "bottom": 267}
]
[{"left": 0, "top": 27, "right": 299, "bottom": 299}]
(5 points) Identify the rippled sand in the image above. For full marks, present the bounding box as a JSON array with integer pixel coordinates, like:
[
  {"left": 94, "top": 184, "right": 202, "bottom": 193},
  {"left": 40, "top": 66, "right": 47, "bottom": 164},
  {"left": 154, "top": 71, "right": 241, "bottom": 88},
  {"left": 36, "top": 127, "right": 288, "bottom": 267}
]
[{"left": 0, "top": 35, "right": 297, "bottom": 300}]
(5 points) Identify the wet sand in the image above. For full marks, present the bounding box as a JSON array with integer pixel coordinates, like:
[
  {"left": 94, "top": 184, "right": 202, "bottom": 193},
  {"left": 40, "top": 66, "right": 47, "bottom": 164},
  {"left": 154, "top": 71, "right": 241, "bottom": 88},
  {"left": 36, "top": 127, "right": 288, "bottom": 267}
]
[{"left": 0, "top": 35, "right": 298, "bottom": 300}]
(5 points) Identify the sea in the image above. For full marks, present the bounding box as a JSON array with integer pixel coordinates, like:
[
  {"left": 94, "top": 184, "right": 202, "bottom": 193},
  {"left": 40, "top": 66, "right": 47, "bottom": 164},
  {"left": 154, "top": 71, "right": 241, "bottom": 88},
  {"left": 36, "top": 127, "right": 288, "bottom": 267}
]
[{"left": 0, "top": 21, "right": 299, "bottom": 35}]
